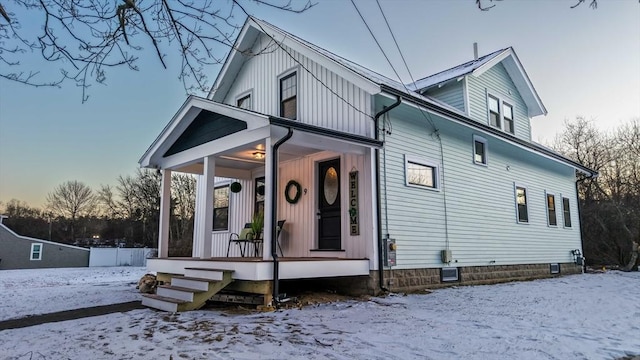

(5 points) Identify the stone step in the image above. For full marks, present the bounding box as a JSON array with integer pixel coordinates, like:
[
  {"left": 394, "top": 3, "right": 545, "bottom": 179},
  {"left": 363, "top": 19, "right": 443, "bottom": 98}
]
[
  {"left": 183, "top": 267, "right": 229, "bottom": 281},
  {"left": 170, "top": 276, "right": 211, "bottom": 291},
  {"left": 141, "top": 294, "right": 187, "bottom": 312},
  {"left": 157, "top": 285, "right": 204, "bottom": 302}
]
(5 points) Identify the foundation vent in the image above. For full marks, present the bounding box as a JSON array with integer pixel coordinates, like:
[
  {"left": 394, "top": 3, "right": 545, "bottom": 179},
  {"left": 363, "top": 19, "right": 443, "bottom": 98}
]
[
  {"left": 441, "top": 267, "right": 459, "bottom": 282},
  {"left": 550, "top": 263, "right": 560, "bottom": 274}
]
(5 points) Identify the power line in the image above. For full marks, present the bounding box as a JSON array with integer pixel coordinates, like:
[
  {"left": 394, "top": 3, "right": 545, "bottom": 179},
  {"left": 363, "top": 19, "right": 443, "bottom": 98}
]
[{"left": 232, "top": 0, "right": 373, "bottom": 120}]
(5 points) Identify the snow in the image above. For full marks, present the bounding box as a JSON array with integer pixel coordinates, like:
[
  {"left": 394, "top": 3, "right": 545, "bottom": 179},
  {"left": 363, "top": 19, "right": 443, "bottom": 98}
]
[{"left": 1, "top": 267, "right": 639, "bottom": 360}]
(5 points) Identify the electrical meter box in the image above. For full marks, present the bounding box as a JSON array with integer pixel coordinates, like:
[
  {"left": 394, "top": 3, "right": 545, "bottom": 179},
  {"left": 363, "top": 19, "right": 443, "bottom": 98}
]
[{"left": 384, "top": 237, "right": 396, "bottom": 267}]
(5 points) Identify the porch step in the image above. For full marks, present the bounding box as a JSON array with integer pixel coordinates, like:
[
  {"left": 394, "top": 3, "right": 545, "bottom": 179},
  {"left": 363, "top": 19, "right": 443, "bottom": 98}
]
[
  {"left": 141, "top": 294, "right": 188, "bottom": 313},
  {"left": 184, "top": 267, "right": 227, "bottom": 281},
  {"left": 157, "top": 285, "right": 205, "bottom": 302},
  {"left": 171, "top": 276, "right": 212, "bottom": 291},
  {"left": 142, "top": 270, "right": 234, "bottom": 312}
]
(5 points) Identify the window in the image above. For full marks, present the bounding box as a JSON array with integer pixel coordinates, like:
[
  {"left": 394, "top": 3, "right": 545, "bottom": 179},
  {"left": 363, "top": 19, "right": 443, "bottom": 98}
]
[
  {"left": 562, "top": 197, "right": 572, "bottom": 228},
  {"left": 213, "top": 185, "right": 230, "bottom": 231},
  {"left": 487, "top": 93, "right": 515, "bottom": 134},
  {"left": 488, "top": 95, "right": 500, "bottom": 128},
  {"left": 546, "top": 193, "right": 557, "bottom": 226},
  {"left": 405, "top": 155, "right": 439, "bottom": 190},
  {"left": 473, "top": 135, "right": 488, "bottom": 165},
  {"left": 515, "top": 185, "right": 528, "bottom": 223},
  {"left": 255, "top": 177, "right": 265, "bottom": 215},
  {"left": 280, "top": 72, "right": 297, "bottom": 119},
  {"left": 30, "top": 243, "right": 42, "bottom": 260},
  {"left": 237, "top": 94, "right": 252, "bottom": 110},
  {"left": 503, "top": 102, "right": 514, "bottom": 134}
]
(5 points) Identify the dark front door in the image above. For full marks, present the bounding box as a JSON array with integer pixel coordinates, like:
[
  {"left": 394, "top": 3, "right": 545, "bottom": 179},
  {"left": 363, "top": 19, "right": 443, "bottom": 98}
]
[{"left": 318, "top": 159, "right": 341, "bottom": 249}]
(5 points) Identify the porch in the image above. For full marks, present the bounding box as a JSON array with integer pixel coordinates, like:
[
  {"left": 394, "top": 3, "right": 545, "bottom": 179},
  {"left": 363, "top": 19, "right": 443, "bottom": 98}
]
[{"left": 147, "top": 256, "right": 371, "bottom": 281}]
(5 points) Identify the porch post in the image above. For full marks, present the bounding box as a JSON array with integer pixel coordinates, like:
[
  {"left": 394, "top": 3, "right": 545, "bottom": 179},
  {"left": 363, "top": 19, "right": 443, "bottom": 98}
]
[
  {"left": 199, "top": 155, "right": 215, "bottom": 258},
  {"left": 262, "top": 137, "right": 273, "bottom": 260},
  {"left": 158, "top": 169, "right": 172, "bottom": 258}
]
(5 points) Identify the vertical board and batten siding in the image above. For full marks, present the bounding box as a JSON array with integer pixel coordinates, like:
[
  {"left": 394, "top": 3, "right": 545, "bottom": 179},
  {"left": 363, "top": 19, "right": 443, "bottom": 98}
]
[
  {"left": 425, "top": 81, "right": 466, "bottom": 113},
  {"left": 222, "top": 33, "right": 373, "bottom": 137},
  {"left": 275, "top": 151, "right": 374, "bottom": 260},
  {"left": 380, "top": 107, "right": 581, "bottom": 269},
  {"left": 467, "top": 63, "right": 532, "bottom": 141},
  {"left": 198, "top": 152, "right": 374, "bottom": 260}
]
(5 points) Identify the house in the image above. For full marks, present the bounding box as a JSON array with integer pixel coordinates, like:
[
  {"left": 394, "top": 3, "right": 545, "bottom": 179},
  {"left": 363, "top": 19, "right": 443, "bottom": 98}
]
[
  {"left": 0, "top": 216, "right": 90, "bottom": 269},
  {"left": 138, "top": 17, "right": 596, "bottom": 311}
]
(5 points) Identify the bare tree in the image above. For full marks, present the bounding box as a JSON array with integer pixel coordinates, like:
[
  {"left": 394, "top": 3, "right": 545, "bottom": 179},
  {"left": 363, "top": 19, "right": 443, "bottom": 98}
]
[
  {"left": 554, "top": 117, "right": 640, "bottom": 270},
  {"left": 0, "top": 0, "right": 313, "bottom": 101},
  {"left": 46, "top": 180, "right": 96, "bottom": 242}
]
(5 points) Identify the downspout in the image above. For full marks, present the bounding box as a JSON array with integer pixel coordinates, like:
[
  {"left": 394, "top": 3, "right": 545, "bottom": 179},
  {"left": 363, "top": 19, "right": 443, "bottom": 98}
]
[
  {"left": 575, "top": 172, "right": 596, "bottom": 271},
  {"left": 271, "top": 128, "right": 294, "bottom": 307},
  {"left": 374, "top": 96, "right": 401, "bottom": 292}
]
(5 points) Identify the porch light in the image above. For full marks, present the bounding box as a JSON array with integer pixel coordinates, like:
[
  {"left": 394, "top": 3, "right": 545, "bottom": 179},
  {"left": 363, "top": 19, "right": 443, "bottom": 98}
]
[{"left": 253, "top": 151, "right": 265, "bottom": 160}]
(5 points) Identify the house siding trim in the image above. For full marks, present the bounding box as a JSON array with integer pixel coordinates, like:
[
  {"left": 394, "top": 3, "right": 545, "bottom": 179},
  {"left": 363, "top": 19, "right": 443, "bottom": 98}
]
[{"left": 378, "top": 84, "right": 597, "bottom": 177}]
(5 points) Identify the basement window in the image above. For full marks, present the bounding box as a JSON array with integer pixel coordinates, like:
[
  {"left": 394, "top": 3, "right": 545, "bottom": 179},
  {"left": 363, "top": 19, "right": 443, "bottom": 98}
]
[
  {"left": 515, "top": 185, "right": 529, "bottom": 224},
  {"left": 30, "top": 243, "right": 43, "bottom": 261}
]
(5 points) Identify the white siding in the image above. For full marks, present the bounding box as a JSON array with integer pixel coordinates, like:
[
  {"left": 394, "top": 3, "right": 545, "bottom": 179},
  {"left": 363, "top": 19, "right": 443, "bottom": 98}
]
[
  {"left": 425, "top": 82, "right": 465, "bottom": 113},
  {"left": 222, "top": 33, "right": 373, "bottom": 137},
  {"left": 467, "top": 63, "right": 532, "bottom": 141},
  {"left": 198, "top": 153, "right": 374, "bottom": 260},
  {"left": 380, "top": 107, "right": 581, "bottom": 269}
]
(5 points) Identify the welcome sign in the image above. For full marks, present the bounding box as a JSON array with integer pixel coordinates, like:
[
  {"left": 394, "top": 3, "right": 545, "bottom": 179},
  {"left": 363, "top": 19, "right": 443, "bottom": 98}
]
[{"left": 349, "top": 170, "right": 359, "bottom": 235}]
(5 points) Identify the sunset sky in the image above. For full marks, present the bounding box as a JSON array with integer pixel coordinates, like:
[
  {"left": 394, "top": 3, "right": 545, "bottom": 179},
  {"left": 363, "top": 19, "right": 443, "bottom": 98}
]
[{"left": 0, "top": 0, "right": 638, "bottom": 208}]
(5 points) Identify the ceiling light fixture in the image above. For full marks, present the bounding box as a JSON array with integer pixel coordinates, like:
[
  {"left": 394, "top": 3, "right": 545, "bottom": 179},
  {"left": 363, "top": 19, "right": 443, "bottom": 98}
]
[{"left": 253, "top": 151, "right": 265, "bottom": 160}]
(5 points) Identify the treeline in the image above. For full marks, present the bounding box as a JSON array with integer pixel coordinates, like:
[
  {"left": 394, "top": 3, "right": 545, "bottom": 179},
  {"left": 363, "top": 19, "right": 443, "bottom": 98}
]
[
  {"left": 0, "top": 169, "right": 195, "bottom": 256},
  {"left": 554, "top": 117, "right": 639, "bottom": 269}
]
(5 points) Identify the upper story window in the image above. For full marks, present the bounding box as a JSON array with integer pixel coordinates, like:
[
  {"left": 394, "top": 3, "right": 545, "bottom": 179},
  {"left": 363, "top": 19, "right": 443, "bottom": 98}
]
[
  {"left": 280, "top": 72, "right": 297, "bottom": 119},
  {"left": 213, "top": 185, "right": 230, "bottom": 231},
  {"left": 473, "top": 135, "right": 488, "bottom": 166},
  {"left": 515, "top": 185, "right": 529, "bottom": 223},
  {"left": 562, "top": 197, "right": 572, "bottom": 228},
  {"left": 546, "top": 193, "right": 557, "bottom": 226},
  {"left": 405, "top": 155, "right": 439, "bottom": 190},
  {"left": 30, "top": 243, "right": 43, "bottom": 260},
  {"left": 487, "top": 93, "right": 515, "bottom": 135},
  {"left": 237, "top": 94, "right": 252, "bottom": 110},
  {"left": 488, "top": 95, "right": 500, "bottom": 128}
]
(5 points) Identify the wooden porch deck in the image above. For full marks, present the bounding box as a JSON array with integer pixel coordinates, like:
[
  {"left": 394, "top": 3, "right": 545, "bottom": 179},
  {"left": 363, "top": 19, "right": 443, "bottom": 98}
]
[{"left": 147, "top": 257, "right": 371, "bottom": 281}]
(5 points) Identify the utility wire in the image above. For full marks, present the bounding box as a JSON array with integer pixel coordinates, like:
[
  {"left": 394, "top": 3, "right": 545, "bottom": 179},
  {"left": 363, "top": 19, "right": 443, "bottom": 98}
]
[{"left": 232, "top": 0, "right": 373, "bottom": 120}]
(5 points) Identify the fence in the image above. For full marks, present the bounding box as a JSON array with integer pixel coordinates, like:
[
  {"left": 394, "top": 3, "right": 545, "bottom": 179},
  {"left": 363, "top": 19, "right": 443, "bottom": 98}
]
[{"left": 89, "top": 247, "right": 156, "bottom": 267}]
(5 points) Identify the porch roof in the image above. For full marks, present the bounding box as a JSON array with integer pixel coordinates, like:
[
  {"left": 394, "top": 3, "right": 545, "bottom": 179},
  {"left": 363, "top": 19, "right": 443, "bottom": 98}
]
[{"left": 139, "top": 96, "right": 381, "bottom": 171}]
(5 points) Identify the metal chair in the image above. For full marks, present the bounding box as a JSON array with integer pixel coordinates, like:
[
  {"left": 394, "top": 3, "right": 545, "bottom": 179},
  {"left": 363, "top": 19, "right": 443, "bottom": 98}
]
[{"left": 226, "top": 223, "right": 254, "bottom": 257}]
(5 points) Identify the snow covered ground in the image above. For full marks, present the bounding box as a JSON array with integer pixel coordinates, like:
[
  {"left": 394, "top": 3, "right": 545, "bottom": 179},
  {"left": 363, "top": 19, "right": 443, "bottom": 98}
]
[{"left": 0, "top": 267, "right": 639, "bottom": 360}]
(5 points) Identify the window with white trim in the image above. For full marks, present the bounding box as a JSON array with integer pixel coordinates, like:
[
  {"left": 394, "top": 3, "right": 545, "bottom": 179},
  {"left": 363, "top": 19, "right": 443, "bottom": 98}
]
[
  {"left": 280, "top": 72, "right": 297, "bottom": 119},
  {"left": 237, "top": 94, "right": 252, "bottom": 110},
  {"left": 487, "top": 93, "right": 515, "bottom": 135},
  {"left": 473, "top": 135, "right": 488, "bottom": 165},
  {"left": 405, "top": 155, "right": 439, "bottom": 190},
  {"left": 30, "top": 243, "right": 43, "bottom": 260},
  {"left": 515, "top": 185, "right": 529, "bottom": 223},
  {"left": 562, "top": 197, "right": 572, "bottom": 228},
  {"left": 213, "top": 185, "right": 230, "bottom": 231},
  {"left": 546, "top": 192, "right": 557, "bottom": 226}
]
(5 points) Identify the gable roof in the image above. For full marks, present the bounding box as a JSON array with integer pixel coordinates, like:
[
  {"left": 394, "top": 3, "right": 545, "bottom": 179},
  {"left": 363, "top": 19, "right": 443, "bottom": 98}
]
[{"left": 408, "top": 47, "right": 547, "bottom": 117}]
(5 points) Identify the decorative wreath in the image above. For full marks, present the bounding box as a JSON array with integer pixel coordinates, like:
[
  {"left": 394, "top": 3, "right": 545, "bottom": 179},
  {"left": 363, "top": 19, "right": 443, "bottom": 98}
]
[
  {"left": 285, "top": 180, "right": 302, "bottom": 204},
  {"left": 230, "top": 182, "right": 242, "bottom": 193}
]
